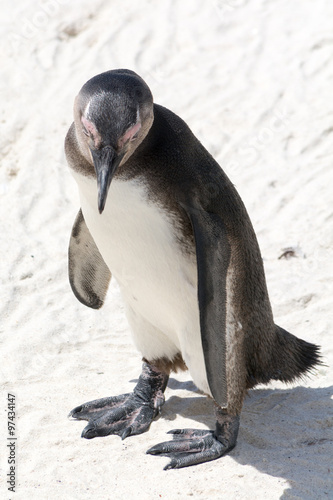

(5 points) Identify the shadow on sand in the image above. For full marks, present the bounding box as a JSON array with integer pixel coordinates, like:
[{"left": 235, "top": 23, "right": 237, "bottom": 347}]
[{"left": 159, "top": 379, "right": 332, "bottom": 499}]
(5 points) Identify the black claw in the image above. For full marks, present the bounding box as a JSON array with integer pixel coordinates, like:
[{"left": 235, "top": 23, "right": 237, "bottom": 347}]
[
  {"left": 121, "top": 426, "right": 132, "bottom": 440},
  {"left": 68, "top": 405, "right": 82, "bottom": 419},
  {"left": 81, "top": 424, "right": 97, "bottom": 439},
  {"left": 164, "top": 461, "right": 176, "bottom": 471},
  {"left": 146, "top": 445, "right": 159, "bottom": 455}
]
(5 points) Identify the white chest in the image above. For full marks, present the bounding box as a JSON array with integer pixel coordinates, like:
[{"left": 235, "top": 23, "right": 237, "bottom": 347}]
[
  {"left": 71, "top": 172, "right": 210, "bottom": 396},
  {"left": 73, "top": 173, "right": 196, "bottom": 320}
]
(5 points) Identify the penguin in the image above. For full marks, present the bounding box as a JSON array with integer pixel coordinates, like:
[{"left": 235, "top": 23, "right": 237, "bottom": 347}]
[{"left": 65, "top": 69, "right": 321, "bottom": 469}]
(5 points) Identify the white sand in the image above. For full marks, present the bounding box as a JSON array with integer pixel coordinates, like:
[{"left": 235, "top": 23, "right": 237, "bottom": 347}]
[{"left": 1, "top": 0, "right": 332, "bottom": 498}]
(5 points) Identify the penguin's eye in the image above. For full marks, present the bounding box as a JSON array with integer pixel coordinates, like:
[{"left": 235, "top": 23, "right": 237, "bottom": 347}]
[
  {"left": 81, "top": 116, "right": 102, "bottom": 148},
  {"left": 118, "top": 120, "right": 142, "bottom": 149}
]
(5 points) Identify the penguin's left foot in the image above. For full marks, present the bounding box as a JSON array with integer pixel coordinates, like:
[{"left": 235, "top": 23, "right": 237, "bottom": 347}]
[
  {"left": 146, "top": 408, "right": 240, "bottom": 469},
  {"left": 68, "top": 362, "right": 169, "bottom": 440}
]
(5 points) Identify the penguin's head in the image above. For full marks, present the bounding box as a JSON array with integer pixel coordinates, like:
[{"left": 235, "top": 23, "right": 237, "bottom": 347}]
[{"left": 74, "top": 69, "right": 154, "bottom": 213}]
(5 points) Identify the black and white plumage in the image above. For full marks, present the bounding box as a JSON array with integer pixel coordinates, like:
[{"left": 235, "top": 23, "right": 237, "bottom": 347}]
[{"left": 65, "top": 69, "right": 321, "bottom": 469}]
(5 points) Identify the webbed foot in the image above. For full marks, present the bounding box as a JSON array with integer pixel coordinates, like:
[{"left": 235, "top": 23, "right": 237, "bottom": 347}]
[
  {"left": 69, "top": 362, "right": 169, "bottom": 440},
  {"left": 146, "top": 407, "right": 240, "bottom": 469}
]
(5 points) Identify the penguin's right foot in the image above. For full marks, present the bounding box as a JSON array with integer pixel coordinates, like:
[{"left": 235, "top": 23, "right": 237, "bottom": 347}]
[{"left": 68, "top": 362, "right": 169, "bottom": 440}]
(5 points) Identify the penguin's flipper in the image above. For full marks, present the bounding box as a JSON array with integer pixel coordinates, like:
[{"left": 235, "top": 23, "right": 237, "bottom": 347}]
[
  {"left": 187, "top": 207, "right": 231, "bottom": 408},
  {"left": 69, "top": 209, "right": 111, "bottom": 309}
]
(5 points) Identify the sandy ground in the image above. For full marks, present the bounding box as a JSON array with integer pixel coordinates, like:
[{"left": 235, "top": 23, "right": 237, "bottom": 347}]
[{"left": 1, "top": 0, "right": 332, "bottom": 498}]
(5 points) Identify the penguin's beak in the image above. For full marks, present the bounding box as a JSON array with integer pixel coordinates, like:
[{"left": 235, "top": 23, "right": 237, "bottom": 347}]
[{"left": 90, "top": 147, "right": 124, "bottom": 214}]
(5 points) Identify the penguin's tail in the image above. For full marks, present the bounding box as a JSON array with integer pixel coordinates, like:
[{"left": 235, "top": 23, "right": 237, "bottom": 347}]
[
  {"left": 275, "top": 325, "right": 322, "bottom": 382},
  {"left": 246, "top": 325, "right": 322, "bottom": 388},
  {"left": 269, "top": 325, "right": 322, "bottom": 384}
]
